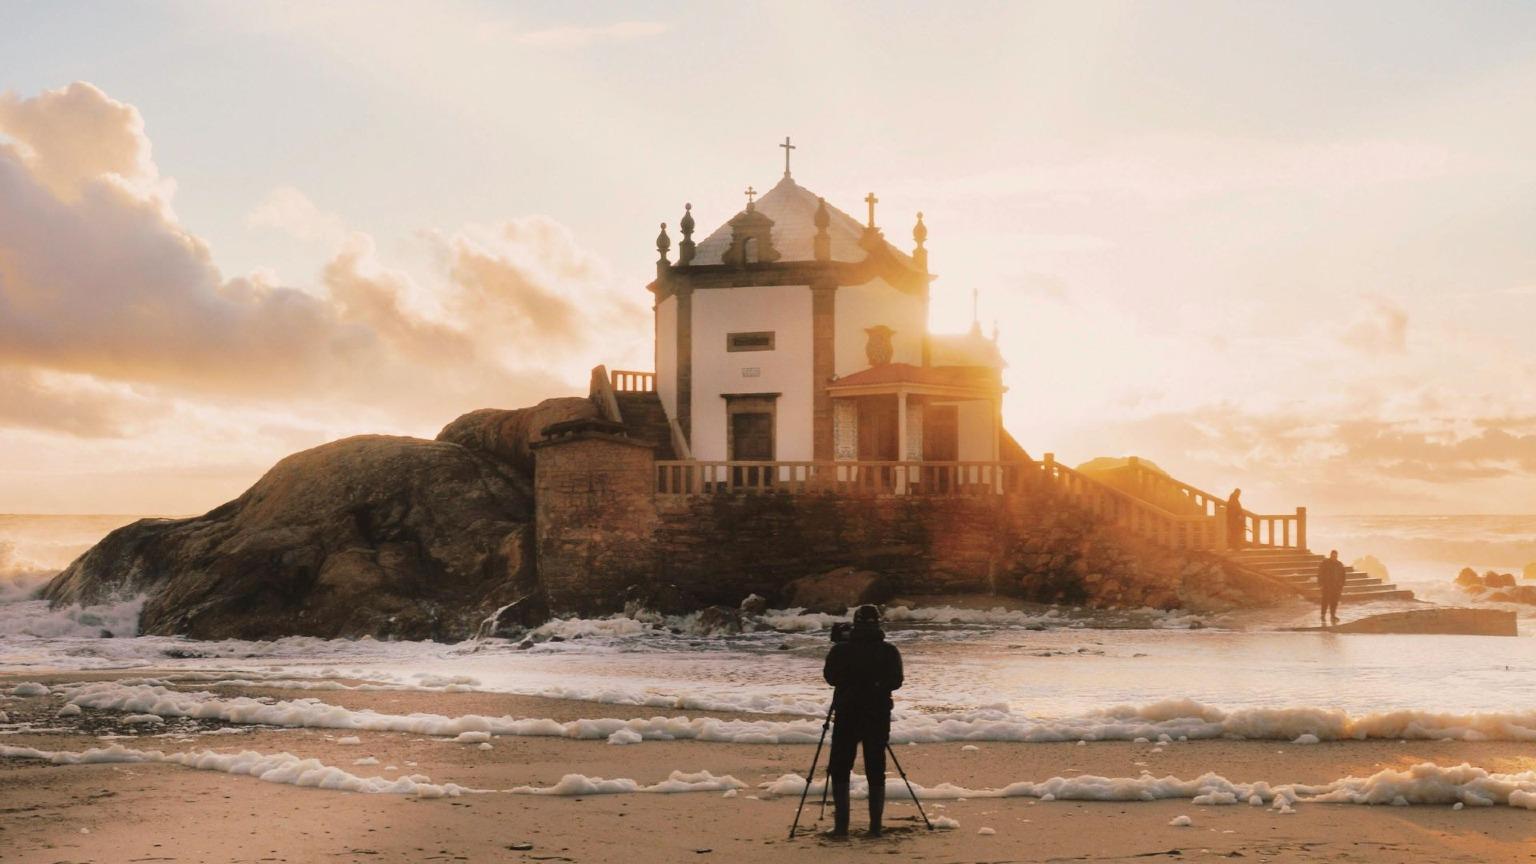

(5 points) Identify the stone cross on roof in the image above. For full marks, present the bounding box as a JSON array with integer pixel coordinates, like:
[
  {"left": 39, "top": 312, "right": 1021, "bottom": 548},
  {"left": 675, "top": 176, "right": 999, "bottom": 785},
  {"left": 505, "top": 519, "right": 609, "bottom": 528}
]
[
  {"left": 779, "top": 136, "right": 796, "bottom": 177},
  {"left": 864, "top": 192, "right": 879, "bottom": 228},
  {"left": 744, "top": 185, "right": 757, "bottom": 207}
]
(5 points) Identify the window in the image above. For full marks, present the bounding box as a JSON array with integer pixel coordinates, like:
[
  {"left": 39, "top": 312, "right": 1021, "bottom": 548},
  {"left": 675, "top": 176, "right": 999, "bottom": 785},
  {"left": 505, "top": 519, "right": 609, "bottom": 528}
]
[{"left": 726, "top": 331, "right": 775, "bottom": 352}]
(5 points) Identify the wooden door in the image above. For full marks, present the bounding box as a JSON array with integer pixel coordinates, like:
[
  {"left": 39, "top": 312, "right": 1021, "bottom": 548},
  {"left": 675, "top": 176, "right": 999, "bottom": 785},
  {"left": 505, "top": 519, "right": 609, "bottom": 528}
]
[
  {"left": 857, "top": 397, "right": 898, "bottom": 461},
  {"left": 730, "top": 412, "right": 774, "bottom": 460},
  {"left": 730, "top": 411, "right": 774, "bottom": 487},
  {"left": 924, "top": 405, "right": 959, "bottom": 461}
]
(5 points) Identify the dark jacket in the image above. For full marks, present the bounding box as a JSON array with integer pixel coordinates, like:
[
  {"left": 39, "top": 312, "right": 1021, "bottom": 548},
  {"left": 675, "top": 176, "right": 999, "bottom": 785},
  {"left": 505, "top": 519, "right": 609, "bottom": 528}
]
[
  {"left": 1316, "top": 558, "right": 1347, "bottom": 594},
  {"left": 823, "top": 625, "right": 904, "bottom": 714}
]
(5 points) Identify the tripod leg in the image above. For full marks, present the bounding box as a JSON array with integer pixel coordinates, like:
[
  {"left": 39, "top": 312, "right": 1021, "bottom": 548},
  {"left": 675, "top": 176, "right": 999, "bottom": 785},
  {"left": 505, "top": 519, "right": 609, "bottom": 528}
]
[
  {"left": 789, "top": 706, "right": 834, "bottom": 840},
  {"left": 886, "top": 743, "right": 932, "bottom": 830}
]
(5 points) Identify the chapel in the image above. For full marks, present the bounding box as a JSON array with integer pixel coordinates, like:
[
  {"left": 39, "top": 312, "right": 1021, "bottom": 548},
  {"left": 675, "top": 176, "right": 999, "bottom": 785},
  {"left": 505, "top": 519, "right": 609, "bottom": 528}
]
[{"left": 643, "top": 143, "right": 1006, "bottom": 473}]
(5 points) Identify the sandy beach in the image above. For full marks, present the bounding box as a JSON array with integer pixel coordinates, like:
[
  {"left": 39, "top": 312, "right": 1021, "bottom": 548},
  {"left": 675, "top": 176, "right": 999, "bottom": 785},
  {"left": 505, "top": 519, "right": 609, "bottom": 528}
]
[{"left": 5, "top": 673, "right": 1535, "bottom": 864}]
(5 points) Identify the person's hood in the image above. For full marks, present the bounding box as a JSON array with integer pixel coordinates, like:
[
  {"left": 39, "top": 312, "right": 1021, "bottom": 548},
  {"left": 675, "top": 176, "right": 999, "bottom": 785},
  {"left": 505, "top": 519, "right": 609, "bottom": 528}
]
[{"left": 851, "top": 624, "right": 886, "bottom": 642}]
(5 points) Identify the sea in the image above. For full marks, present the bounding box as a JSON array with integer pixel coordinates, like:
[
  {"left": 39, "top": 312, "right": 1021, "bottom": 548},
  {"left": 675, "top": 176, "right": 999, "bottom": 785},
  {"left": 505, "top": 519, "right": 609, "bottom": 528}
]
[{"left": 4, "top": 513, "right": 1536, "bottom": 726}]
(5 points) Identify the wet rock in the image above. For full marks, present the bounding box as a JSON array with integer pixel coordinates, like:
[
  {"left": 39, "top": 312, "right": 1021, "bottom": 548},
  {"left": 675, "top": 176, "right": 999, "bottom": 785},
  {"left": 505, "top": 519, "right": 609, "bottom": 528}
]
[
  {"left": 738, "top": 593, "right": 769, "bottom": 617},
  {"left": 784, "top": 567, "right": 894, "bottom": 614},
  {"left": 44, "top": 435, "right": 535, "bottom": 641},
  {"left": 1352, "top": 555, "right": 1389, "bottom": 582},
  {"left": 1485, "top": 571, "right": 1517, "bottom": 589},
  {"left": 692, "top": 605, "right": 744, "bottom": 635}
]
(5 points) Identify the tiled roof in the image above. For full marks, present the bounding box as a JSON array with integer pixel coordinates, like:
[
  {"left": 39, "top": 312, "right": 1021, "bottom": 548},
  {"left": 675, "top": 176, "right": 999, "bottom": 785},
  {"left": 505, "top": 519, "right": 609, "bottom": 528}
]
[
  {"left": 827, "top": 363, "right": 1000, "bottom": 391},
  {"left": 690, "top": 175, "right": 915, "bottom": 266}
]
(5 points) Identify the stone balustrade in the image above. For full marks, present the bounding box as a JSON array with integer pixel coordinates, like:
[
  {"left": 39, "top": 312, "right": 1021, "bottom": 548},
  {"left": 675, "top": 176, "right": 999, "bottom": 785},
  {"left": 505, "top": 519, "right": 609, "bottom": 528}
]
[{"left": 610, "top": 369, "right": 656, "bottom": 393}]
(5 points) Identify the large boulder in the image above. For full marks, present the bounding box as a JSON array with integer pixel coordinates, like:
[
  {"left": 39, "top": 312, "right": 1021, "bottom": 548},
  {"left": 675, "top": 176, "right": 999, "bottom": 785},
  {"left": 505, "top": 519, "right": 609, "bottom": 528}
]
[
  {"left": 1352, "top": 555, "right": 1389, "bottom": 582},
  {"left": 784, "top": 567, "right": 893, "bottom": 614},
  {"left": 44, "top": 435, "right": 536, "bottom": 641},
  {"left": 1485, "top": 570, "right": 1517, "bottom": 589},
  {"left": 436, "top": 397, "right": 597, "bottom": 476}
]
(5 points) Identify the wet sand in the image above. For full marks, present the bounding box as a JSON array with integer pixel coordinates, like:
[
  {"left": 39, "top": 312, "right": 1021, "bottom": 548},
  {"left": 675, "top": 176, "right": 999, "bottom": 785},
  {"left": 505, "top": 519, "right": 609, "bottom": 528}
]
[{"left": 3, "top": 673, "right": 1534, "bottom": 863}]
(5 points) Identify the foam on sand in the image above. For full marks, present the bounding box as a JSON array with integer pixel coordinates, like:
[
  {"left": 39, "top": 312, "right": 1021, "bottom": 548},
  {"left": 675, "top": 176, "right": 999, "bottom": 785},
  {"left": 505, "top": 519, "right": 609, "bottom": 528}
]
[
  {"left": 759, "top": 763, "right": 1536, "bottom": 811},
  {"left": 507, "top": 770, "right": 745, "bottom": 796},
  {"left": 0, "top": 743, "right": 469, "bottom": 797},
  {"left": 58, "top": 683, "right": 1536, "bottom": 747}
]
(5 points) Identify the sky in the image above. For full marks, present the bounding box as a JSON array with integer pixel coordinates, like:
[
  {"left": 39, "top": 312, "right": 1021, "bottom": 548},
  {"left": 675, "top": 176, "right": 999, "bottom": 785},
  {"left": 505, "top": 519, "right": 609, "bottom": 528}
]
[{"left": 1, "top": 0, "right": 1534, "bottom": 515}]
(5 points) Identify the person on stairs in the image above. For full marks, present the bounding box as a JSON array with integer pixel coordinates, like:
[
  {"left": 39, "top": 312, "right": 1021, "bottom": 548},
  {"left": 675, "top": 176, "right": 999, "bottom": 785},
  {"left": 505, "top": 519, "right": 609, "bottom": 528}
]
[
  {"left": 1316, "top": 549, "right": 1347, "bottom": 626},
  {"left": 822, "top": 604, "right": 904, "bottom": 838}
]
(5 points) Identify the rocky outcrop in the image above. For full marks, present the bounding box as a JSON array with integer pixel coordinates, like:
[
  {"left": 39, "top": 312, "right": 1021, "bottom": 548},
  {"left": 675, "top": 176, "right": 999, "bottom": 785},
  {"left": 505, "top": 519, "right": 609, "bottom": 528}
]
[
  {"left": 784, "top": 567, "right": 894, "bottom": 614},
  {"left": 1455, "top": 567, "right": 1523, "bottom": 598},
  {"left": 44, "top": 435, "right": 535, "bottom": 641},
  {"left": 1352, "top": 555, "right": 1389, "bottom": 582},
  {"left": 436, "top": 397, "right": 597, "bottom": 477}
]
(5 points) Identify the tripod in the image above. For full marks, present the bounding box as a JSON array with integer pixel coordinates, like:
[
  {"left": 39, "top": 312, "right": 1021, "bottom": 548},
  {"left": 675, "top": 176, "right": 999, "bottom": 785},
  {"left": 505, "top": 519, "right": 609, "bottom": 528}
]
[
  {"left": 788, "top": 703, "right": 835, "bottom": 839},
  {"left": 788, "top": 706, "right": 933, "bottom": 838}
]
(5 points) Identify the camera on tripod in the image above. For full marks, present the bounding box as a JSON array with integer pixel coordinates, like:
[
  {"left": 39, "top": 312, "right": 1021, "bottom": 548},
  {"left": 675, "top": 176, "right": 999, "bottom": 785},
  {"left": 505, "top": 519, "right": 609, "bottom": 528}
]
[{"left": 829, "top": 621, "right": 853, "bottom": 643}]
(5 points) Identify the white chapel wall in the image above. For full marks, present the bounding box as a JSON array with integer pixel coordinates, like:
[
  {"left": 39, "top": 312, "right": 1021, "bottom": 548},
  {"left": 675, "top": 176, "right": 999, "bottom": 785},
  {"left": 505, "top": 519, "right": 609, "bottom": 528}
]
[
  {"left": 690, "top": 284, "right": 814, "bottom": 462},
  {"left": 655, "top": 294, "right": 678, "bottom": 422},
  {"left": 956, "top": 399, "right": 996, "bottom": 461},
  {"left": 833, "top": 278, "right": 926, "bottom": 376}
]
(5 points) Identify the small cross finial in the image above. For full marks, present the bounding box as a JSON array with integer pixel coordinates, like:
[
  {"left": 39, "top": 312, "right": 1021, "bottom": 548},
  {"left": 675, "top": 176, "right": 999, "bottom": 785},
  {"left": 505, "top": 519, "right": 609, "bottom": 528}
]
[
  {"left": 864, "top": 192, "right": 879, "bottom": 228},
  {"left": 779, "top": 136, "right": 796, "bottom": 177},
  {"left": 744, "top": 185, "right": 757, "bottom": 208}
]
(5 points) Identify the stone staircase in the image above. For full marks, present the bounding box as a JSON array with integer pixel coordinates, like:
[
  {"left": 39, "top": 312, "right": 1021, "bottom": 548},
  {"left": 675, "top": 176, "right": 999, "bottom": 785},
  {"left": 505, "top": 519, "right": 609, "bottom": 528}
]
[
  {"left": 614, "top": 390, "right": 676, "bottom": 461},
  {"left": 1225, "top": 547, "right": 1415, "bottom": 603}
]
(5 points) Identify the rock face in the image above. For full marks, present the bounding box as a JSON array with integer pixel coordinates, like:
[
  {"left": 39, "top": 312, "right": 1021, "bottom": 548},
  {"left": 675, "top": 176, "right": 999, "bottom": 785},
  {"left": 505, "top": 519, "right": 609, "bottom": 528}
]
[
  {"left": 784, "top": 567, "right": 894, "bottom": 614},
  {"left": 1454, "top": 567, "right": 1523, "bottom": 598},
  {"left": 436, "top": 397, "right": 597, "bottom": 477},
  {"left": 44, "top": 435, "right": 535, "bottom": 641}
]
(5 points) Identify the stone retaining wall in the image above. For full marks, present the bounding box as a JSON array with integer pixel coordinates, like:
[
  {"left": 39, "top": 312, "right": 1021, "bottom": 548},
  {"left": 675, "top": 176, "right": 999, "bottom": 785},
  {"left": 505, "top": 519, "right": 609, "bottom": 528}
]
[{"left": 532, "top": 433, "right": 1291, "bottom": 615}]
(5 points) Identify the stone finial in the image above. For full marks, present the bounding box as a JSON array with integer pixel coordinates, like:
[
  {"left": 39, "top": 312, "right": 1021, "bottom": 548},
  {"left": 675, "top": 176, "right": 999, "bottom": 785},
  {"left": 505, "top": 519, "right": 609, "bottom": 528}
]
[
  {"left": 813, "top": 197, "right": 831, "bottom": 262},
  {"left": 864, "top": 325, "right": 895, "bottom": 367},
  {"left": 678, "top": 204, "right": 696, "bottom": 266},
  {"left": 912, "top": 211, "right": 928, "bottom": 272},
  {"left": 864, "top": 192, "right": 879, "bottom": 228},
  {"left": 655, "top": 222, "right": 671, "bottom": 277}
]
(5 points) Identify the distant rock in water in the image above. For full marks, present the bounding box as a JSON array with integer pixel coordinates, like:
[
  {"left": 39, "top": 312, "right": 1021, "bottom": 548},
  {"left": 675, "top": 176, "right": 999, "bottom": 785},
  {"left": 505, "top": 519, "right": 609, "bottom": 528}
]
[
  {"left": 1351, "top": 555, "right": 1388, "bottom": 582},
  {"left": 44, "top": 435, "right": 536, "bottom": 641}
]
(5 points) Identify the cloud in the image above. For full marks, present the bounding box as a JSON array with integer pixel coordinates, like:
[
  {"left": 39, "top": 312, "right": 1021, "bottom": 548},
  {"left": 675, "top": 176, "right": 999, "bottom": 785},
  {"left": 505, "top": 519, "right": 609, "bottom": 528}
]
[
  {"left": 508, "top": 20, "right": 670, "bottom": 47},
  {"left": 0, "top": 368, "right": 160, "bottom": 438},
  {"left": 247, "top": 186, "right": 348, "bottom": 246},
  {"left": 1341, "top": 297, "right": 1409, "bottom": 354},
  {"left": 0, "top": 82, "right": 162, "bottom": 202},
  {"left": 0, "top": 81, "right": 647, "bottom": 435}
]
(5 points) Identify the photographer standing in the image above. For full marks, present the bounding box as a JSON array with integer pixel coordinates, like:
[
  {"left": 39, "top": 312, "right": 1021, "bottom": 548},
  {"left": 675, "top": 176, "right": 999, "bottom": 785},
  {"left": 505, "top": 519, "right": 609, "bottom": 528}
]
[{"left": 822, "top": 604, "right": 903, "bottom": 837}]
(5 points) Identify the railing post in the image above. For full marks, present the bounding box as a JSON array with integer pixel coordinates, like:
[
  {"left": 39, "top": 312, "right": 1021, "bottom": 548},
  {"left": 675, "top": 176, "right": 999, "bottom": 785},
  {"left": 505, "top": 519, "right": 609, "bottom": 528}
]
[{"left": 1296, "top": 506, "right": 1307, "bottom": 551}]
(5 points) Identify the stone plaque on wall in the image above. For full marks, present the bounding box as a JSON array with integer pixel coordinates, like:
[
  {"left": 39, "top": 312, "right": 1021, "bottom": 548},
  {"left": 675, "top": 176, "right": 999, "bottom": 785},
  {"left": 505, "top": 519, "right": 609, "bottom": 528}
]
[{"left": 833, "top": 399, "right": 858, "bottom": 461}]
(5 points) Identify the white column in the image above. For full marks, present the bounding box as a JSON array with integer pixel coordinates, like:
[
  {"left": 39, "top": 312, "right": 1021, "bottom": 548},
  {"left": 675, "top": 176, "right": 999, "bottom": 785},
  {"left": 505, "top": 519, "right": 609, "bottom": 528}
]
[{"left": 896, "top": 389, "right": 909, "bottom": 494}]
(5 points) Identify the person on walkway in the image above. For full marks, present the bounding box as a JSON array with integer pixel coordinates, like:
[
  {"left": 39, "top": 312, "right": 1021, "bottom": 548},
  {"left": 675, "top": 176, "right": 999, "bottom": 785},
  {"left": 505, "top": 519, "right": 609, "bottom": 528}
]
[
  {"left": 1316, "top": 549, "right": 1347, "bottom": 626},
  {"left": 822, "top": 604, "right": 904, "bottom": 837},
  {"left": 1226, "top": 488, "right": 1245, "bottom": 549}
]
